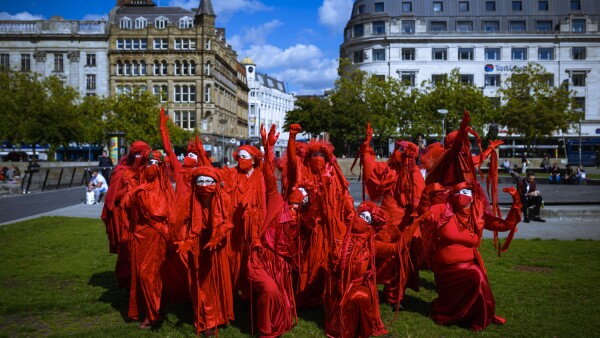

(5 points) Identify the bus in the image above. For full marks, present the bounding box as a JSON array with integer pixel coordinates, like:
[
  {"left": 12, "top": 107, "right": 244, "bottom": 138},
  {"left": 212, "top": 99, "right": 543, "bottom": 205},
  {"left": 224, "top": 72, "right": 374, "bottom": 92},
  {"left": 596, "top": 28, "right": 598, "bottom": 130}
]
[{"left": 566, "top": 138, "right": 600, "bottom": 167}]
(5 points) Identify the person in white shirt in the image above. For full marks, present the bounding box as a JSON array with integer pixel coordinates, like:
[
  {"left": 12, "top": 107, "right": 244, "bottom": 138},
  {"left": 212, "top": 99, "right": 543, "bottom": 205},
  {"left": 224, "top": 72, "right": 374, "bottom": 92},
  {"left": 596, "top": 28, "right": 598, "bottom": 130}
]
[{"left": 88, "top": 170, "right": 108, "bottom": 203}]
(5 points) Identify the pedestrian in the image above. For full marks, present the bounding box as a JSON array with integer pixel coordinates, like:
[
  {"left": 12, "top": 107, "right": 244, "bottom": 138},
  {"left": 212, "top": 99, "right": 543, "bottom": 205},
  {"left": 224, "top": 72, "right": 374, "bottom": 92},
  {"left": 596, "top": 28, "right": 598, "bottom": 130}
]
[
  {"left": 98, "top": 150, "right": 114, "bottom": 182},
  {"left": 521, "top": 152, "right": 528, "bottom": 174},
  {"left": 517, "top": 171, "right": 546, "bottom": 223}
]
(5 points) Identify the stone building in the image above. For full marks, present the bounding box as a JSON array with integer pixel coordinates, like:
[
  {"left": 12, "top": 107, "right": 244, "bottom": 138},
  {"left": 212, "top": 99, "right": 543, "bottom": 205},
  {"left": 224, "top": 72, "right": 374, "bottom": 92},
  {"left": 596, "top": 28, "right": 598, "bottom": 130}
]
[{"left": 108, "top": 0, "right": 248, "bottom": 163}]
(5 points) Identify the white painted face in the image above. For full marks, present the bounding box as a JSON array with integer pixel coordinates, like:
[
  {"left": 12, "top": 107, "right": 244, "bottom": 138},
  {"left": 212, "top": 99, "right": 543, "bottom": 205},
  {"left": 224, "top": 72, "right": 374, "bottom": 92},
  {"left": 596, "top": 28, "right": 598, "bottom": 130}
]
[
  {"left": 187, "top": 152, "right": 198, "bottom": 160},
  {"left": 238, "top": 150, "right": 254, "bottom": 161},
  {"left": 457, "top": 189, "right": 472, "bottom": 197},
  {"left": 147, "top": 159, "right": 159, "bottom": 166},
  {"left": 359, "top": 211, "right": 372, "bottom": 224},
  {"left": 196, "top": 175, "right": 216, "bottom": 186}
]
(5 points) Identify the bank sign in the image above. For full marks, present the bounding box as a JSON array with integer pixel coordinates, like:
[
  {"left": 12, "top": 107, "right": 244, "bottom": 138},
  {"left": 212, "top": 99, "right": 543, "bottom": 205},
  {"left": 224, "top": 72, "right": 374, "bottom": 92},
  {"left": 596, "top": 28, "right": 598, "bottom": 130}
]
[{"left": 485, "top": 64, "right": 525, "bottom": 72}]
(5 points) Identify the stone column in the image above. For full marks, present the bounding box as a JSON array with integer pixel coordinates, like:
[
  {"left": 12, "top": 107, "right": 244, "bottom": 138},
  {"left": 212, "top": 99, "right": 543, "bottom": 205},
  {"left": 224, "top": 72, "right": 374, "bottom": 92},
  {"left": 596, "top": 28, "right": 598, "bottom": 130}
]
[
  {"left": 33, "top": 51, "right": 46, "bottom": 76},
  {"left": 68, "top": 51, "right": 80, "bottom": 90}
]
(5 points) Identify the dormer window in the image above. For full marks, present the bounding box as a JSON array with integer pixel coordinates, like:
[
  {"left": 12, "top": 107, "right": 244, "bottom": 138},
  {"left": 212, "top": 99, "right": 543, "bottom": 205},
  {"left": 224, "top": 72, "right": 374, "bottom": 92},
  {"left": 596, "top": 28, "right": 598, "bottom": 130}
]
[
  {"left": 179, "top": 17, "right": 194, "bottom": 29},
  {"left": 155, "top": 17, "right": 168, "bottom": 29},
  {"left": 134, "top": 17, "right": 147, "bottom": 29},
  {"left": 119, "top": 17, "right": 132, "bottom": 29}
]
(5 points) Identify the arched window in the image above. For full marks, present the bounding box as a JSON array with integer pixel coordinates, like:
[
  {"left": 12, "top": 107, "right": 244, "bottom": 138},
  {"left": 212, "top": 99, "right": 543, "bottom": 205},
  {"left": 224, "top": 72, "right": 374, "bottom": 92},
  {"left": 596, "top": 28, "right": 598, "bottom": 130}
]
[
  {"left": 205, "top": 38, "right": 211, "bottom": 50},
  {"left": 139, "top": 60, "right": 146, "bottom": 75},
  {"left": 179, "top": 16, "right": 193, "bottom": 29},
  {"left": 160, "top": 60, "right": 168, "bottom": 75},
  {"left": 116, "top": 60, "right": 123, "bottom": 75},
  {"left": 153, "top": 84, "right": 168, "bottom": 102},
  {"left": 204, "top": 61, "right": 211, "bottom": 76},
  {"left": 153, "top": 60, "right": 160, "bottom": 75},
  {"left": 132, "top": 61, "right": 138, "bottom": 76},
  {"left": 204, "top": 84, "right": 211, "bottom": 102},
  {"left": 155, "top": 17, "right": 168, "bottom": 29},
  {"left": 189, "top": 60, "right": 196, "bottom": 75},
  {"left": 174, "top": 60, "right": 181, "bottom": 75},
  {"left": 119, "top": 17, "right": 132, "bottom": 29},
  {"left": 124, "top": 61, "right": 131, "bottom": 75},
  {"left": 134, "top": 17, "right": 147, "bottom": 29}
]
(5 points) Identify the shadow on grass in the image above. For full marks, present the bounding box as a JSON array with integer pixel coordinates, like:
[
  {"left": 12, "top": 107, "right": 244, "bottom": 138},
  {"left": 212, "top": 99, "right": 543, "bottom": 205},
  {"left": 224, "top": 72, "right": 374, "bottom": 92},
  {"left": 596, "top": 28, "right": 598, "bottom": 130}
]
[
  {"left": 88, "top": 271, "right": 130, "bottom": 321},
  {"left": 296, "top": 306, "right": 326, "bottom": 330}
]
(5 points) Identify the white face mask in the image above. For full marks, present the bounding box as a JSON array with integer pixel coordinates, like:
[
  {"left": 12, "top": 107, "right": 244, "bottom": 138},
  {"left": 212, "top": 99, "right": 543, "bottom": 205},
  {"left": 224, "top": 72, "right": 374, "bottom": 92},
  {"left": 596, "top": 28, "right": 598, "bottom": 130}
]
[
  {"left": 196, "top": 175, "right": 216, "bottom": 186},
  {"left": 457, "top": 189, "right": 472, "bottom": 197},
  {"left": 187, "top": 153, "right": 198, "bottom": 159},
  {"left": 238, "top": 150, "right": 254, "bottom": 163},
  {"left": 359, "top": 211, "right": 372, "bottom": 224}
]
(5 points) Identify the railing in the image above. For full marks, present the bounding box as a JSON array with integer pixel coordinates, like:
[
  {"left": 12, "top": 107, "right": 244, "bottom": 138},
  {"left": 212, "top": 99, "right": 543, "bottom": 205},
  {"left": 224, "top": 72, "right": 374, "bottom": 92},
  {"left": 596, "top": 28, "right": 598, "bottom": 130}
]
[
  {"left": 19, "top": 166, "right": 95, "bottom": 194},
  {"left": 0, "top": 21, "right": 106, "bottom": 35}
]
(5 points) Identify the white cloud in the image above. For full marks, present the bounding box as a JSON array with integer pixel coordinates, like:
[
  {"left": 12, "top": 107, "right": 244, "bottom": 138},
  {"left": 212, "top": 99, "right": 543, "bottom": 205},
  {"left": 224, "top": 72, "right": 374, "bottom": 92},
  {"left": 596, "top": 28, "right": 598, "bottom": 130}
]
[
  {"left": 167, "top": 0, "right": 271, "bottom": 21},
  {"left": 241, "top": 44, "right": 337, "bottom": 94},
  {"left": 82, "top": 14, "right": 108, "bottom": 21},
  {"left": 0, "top": 11, "right": 44, "bottom": 21},
  {"left": 229, "top": 19, "right": 282, "bottom": 51},
  {"left": 318, "top": 0, "right": 353, "bottom": 32}
]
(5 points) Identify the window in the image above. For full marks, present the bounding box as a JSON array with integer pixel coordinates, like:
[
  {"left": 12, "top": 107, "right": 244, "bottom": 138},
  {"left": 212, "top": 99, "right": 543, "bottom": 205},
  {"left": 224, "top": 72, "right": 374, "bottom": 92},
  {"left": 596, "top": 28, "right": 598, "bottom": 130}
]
[
  {"left": 179, "top": 17, "right": 193, "bottom": 29},
  {"left": 536, "top": 20, "right": 553, "bottom": 32},
  {"left": 483, "top": 21, "right": 499, "bottom": 32},
  {"left": 570, "top": 0, "right": 581, "bottom": 10},
  {"left": 485, "top": 47, "right": 501, "bottom": 60},
  {"left": 456, "top": 21, "right": 473, "bottom": 32},
  {"left": 117, "top": 38, "right": 147, "bottom": 50},
  {"left": 402, "top": 20, "right": 415, "bottom": 33},
  {"left": 538, "top": 1, "right": 549, "bottom": 10},
  {"left": 538, "top": 47, "right": 555, "bottom": 60},
  {"left": 205, "top": 39, "right": 211, "bottom": 50},
  {"left": 353, "top": 51, "right": 364, "bottom": 63},
  {"left": 139, "top": 60, "right": 146, "bottom": 75},
  {"left": 458, "top": 47, "right": 474, "bottom": 60},
  {"left": 54, "top": 53, "right": 64, "bottom": 72},
  {"left": 485, "top": 74, "right": 501, "bottom": 87},
  {"left": 400, "top": 72, "right": 416, "bottom": 87},
  {"left": 135, "top": 17, "right": 147, "bottom": 29},
  {"left": 153, "top": 38, "right": 168, "bottom": 50},
  {"left": 572, "top": 47, "right": 586, "bottom": 60},
  {"left": 116, "top": 61, "right": 123, "bottom": 75},
  {"left": 86, "top": 53, "right": 96, "bottom": 66},
  {"left": 459, "top": 1, "right": 469, "bottom": 12},
  {"left": 433, "top": 2, "right": 443, "bottom": 12},
  {"left": 21, "top": 54, "right": 30, "bottom": 71},
  {"left": 358, "top": 5, "right": 365, "bottom": 14},
  {"left": 174, "top": 85, "right": 196, "bottom": 103},
  {"left": 117, "top": 39, "right": 124, "bottom": 49},
  {"left": 402, "top": 48, "right": 415, "bottom": 60},
  {"left": 174, "top": 38, "right": 196, "bottom": 50},
  {"left": 86, "top": 74, "right": 96, "bottom": 90},
  {"left": 155, "top": 18, "right": 167, "bottom": 29},
  {"left": 509, "top": 21, "right": 526, "bottom": 32},
  {"left": 374, "top": 2, "right": 384, "bottom": 12},
  {"left": 353, "top": 24, "right": 364, "bottom": 37},
  {"left": 153, "top": 85, "right": 168, "bottom": 102},
  {"left": 572, "top": 19, "right": 586, "bottom": 33},
  {"left": 432, "top": 48, "right": 447, "bottom": 60},
  {"left": 486, "top": 1, "right": 496, "bottom": 11},
  {"left": 572, "top": 73, "right": 586, "bottom": 87},
  {"left": 511, "top": 47, "right": 527, "bottom": 60},
  {"left": 174, "top": 111, "right": 196, "bottom": 130},
  {"left": 402, "top": 2, "right": 412, "bottom": 12},
  {"left": 373, "top": 21, "right": 385, "bottom": 34},
  {"left": 541, "top": 74, "right": 554, "bottom": 87},
  {"left": 512, "top": 1, "right": 522, "bottom": 11},
  {"left": 431, "top": 21, "right": 447, "bottom": 32},
  {"left": 204, "top": 84, "right": 211, "bottom": 102},
  {"left": 153, "top": 60, "right": 168, "bottom": 75},
  {"left": 460, "top": 74, "right": 474, "bottom": 85},
  {"left": 0, "top": 54, "right": 9, "bottom": 70},
  {"left": 119, "top": 17, "right": 132, "bottom": 29},
  {"left": 432, "top": 74, "right": 446, "bottom": 85},
  {"left": 373, "top": 49, "right": 386, "bottom": 61}
]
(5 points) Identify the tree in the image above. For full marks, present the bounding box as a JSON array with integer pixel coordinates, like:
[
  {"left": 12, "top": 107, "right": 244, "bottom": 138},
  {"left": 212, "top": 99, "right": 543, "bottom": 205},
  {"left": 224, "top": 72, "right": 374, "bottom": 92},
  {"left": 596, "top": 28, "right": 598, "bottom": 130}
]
[
  {"left": 77, "top": 94, "right": 110, "bottom": 147},
  {"left": 284, "top": 95, "right": 333, "bottom": 139},
  {"left": 499, "top": 63, "right": 576, "bottom": 148}
]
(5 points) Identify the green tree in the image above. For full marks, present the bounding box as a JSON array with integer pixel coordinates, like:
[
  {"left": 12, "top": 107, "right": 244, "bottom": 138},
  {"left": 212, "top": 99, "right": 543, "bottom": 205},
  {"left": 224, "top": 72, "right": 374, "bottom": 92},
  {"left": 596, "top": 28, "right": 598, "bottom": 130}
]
[
  {"left": 77, "top": 95, "right": 110, "bottom": 147},
  {"left": 284, "top": 96, "right": 333, "bottom": 139},
  {"left": 499, "top": 63, "right": 576, "bottom": 148}
]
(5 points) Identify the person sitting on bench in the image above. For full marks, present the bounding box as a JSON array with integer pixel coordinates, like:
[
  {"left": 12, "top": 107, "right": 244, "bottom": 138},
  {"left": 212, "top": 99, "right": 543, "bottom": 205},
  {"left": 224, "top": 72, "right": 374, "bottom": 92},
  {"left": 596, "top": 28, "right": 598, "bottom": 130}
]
[
  {"left": 516, "top": 171, "right": 545, "bottom": 223},
  {"left": 88, "top": 169, "right": 108, "bottom": 204}
]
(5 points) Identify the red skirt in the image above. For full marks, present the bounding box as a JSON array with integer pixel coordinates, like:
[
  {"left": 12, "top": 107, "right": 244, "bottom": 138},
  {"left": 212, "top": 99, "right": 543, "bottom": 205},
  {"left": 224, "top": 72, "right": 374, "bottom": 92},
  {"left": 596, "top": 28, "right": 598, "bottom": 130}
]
[{"left": 431, "top": 260, "right": 506, "bottom": 331}]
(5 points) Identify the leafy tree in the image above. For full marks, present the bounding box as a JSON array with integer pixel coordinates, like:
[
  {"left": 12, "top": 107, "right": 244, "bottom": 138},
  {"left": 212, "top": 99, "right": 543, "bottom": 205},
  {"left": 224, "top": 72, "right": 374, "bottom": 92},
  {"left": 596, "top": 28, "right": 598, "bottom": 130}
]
[
  {"left": 284, "top": 95, "right": 332, "bottom": 138},
  {"left": 498, "top": 63, "right": 576, "bottom": 148},
  {"left": 77, "top": 95, "right": 110, "bottom": 147}
]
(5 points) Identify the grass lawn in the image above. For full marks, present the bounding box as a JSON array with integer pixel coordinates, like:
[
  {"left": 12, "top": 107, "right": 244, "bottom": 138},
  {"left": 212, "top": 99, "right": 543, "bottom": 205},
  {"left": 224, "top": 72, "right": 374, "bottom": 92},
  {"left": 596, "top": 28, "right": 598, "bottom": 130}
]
[{"left": 1, "top": 217, "right": 599, "bottom": 337}]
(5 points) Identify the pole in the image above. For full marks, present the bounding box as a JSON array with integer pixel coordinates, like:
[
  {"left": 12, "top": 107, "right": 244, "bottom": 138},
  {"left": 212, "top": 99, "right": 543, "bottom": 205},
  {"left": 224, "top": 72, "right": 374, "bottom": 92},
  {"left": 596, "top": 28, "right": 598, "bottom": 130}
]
[
  {"left": 579, "top": 117, "right": 582, "bottom": 166},
  {"left": 219, "top": 118, "right": 227, "bottom": 167}
]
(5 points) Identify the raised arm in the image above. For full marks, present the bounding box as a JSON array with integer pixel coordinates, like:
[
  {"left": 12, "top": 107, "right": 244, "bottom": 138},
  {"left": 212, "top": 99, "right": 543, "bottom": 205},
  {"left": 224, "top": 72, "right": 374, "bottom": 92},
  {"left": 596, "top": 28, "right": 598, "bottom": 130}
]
[
  {"left": 286, "top": 124, "right": 302, "bottom": 192},
  {"left": 261, "top": 124, "right": 280, "bottom": 196},
  {"left": 159, "top": 107, "right": 182, "bottom": 178},
  {"left": 484, "top": 187, "right": 522, "bottom": 231}
]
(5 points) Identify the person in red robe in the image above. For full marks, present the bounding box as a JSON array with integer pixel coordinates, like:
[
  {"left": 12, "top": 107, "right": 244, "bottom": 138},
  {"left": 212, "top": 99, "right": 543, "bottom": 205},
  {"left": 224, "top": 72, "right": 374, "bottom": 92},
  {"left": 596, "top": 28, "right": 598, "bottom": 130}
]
[
  {"left": 217, "top": 144, "right": 266, "bottom": 301},
  {"left": 426, "top": 181, "right": 521, "bottom": 330},
  {"left": 245, "top": 124, "right": 299, "bottom": 337},
  {"left": 177, "top": 166, "right": 234, "bottom": 336},
  {"left": 122, "top": 149, "right": 174, "bottom": 329},
  {"left": 357, "top": 123, "right": 426, "bottom": 309},
  {"left": 101, "top": 141, "right": 150, "bottom": 288},
  {"left": 286, "top": 124, "right": 354, "bottom": 307}
]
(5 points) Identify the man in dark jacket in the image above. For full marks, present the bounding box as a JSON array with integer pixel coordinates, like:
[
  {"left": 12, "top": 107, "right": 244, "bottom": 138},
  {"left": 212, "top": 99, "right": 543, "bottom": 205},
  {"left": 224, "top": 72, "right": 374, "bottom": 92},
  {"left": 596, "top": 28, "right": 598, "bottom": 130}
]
[{"left": 516, "top": 171, "right": 545, "bottom": 223}]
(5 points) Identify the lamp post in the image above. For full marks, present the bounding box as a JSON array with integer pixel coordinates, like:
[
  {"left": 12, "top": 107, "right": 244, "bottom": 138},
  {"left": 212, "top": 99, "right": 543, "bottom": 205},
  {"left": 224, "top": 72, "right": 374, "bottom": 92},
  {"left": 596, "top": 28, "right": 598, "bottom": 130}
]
[
  {"left": 574, "top": 108, "right": 584, "bottom": 166},
  {"left": 219, "top": 118, "right": 227, "bottom": 167},
  {"left": 437, "top": 109, "right": 449, "bottom": 143}
]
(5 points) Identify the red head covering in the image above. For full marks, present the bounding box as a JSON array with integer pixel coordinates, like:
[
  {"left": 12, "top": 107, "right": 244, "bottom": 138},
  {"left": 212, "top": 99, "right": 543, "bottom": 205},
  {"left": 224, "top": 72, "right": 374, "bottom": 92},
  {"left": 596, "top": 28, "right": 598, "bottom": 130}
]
[
  {"left": 189, "top": 166, "right": 230, "bottom": 237},
  {"left": 233, "top": 145, "right": 263, "bottom": 167},
  {"left": 130, "top": 141, "right": 150, "bottom": 154}
]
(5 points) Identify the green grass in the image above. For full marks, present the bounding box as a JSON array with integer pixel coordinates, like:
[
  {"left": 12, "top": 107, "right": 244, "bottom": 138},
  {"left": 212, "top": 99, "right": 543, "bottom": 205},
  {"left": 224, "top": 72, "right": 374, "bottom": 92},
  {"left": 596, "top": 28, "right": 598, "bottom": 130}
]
[{"left": 1, "top": 217, "right": 599, "bottom": 337}]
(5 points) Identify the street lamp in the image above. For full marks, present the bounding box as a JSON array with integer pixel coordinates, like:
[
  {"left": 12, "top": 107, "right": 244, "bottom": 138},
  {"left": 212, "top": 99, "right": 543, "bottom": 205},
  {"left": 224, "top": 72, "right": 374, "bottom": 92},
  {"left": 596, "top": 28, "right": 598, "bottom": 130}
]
[
  {"left": 437, "top": 109, "right": 449, "bottom": 143},
  {"left": 574, "top": 108, "right": 584, "bottom": 166},
  {"left": 219, "top": 118, "right": 227, "bottom": 167}
]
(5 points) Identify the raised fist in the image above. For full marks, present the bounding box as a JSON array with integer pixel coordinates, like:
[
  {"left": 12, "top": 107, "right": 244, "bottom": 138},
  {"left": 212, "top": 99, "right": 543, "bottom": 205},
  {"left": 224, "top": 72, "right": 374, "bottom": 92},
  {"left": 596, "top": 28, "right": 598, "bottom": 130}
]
[
  {"left": 460, "top": 110, "right": 471, "bottom": 130},
  {"left": 489, "top": 140, "right": 504, "bottom": 150},
  {"left": 365, "top": 122, "right": 373, "bottom": 144},
  {"left": 289, "top": 124, "right": 302, "bottom": 136},
  {"left": 159, "top": 106, "right": 168, "bottom": 127}
]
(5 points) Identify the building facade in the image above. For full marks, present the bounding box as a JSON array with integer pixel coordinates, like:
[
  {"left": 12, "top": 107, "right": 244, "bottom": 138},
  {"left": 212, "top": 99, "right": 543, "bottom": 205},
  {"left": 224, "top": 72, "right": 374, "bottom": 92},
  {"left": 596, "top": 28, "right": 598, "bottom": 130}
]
[
  {"left": 340, "top": 0, "right": 600, "bottom": 140},
  {"left": 108, "top": 0, "right": 248, "bottom": 162},
  {"left": 0, "top": 16, "right": 109, "bottom": 97},
  {"left": 242, "top": 57, "right": 295, "bottom": 157}
]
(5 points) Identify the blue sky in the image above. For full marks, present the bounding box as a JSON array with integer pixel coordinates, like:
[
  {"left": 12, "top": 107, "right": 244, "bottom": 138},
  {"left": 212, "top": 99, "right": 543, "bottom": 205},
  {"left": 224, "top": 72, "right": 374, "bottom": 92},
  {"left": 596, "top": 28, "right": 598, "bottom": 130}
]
[{"left": 0, "top": 0, "right": 355, "bottom": 95}]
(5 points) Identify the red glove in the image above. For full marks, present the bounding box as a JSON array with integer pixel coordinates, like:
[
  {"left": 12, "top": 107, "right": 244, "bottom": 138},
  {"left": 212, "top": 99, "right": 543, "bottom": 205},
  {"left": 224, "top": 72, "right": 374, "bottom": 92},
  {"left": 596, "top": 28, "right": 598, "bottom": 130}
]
[
  {"left": 268, "top": 124, "right": 280, "bottom": 147},
  {"left": 159, "top": 106, "right": 168, "bottom": 128},
  {"left": 489, "top": 140, "right": 504, "bottom": 150},
  {"left": 176, "top": 239, "right": 194, "bottom": 256},
  {"left": 365, "top": 122, "right": 373, "bottom": 144},
  {"left": 289, "top": 124, "right": 302, "bottom": 136},
  {"left": 460, "top": 110, "right": 471, "bottom": 130}
]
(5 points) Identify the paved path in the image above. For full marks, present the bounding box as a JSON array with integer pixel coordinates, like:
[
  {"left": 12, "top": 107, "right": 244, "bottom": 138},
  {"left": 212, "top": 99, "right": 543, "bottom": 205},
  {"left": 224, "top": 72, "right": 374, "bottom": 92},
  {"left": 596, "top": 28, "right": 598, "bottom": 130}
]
[{"left": 2, "top": 181, "right": 600, "bottom": 240}]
